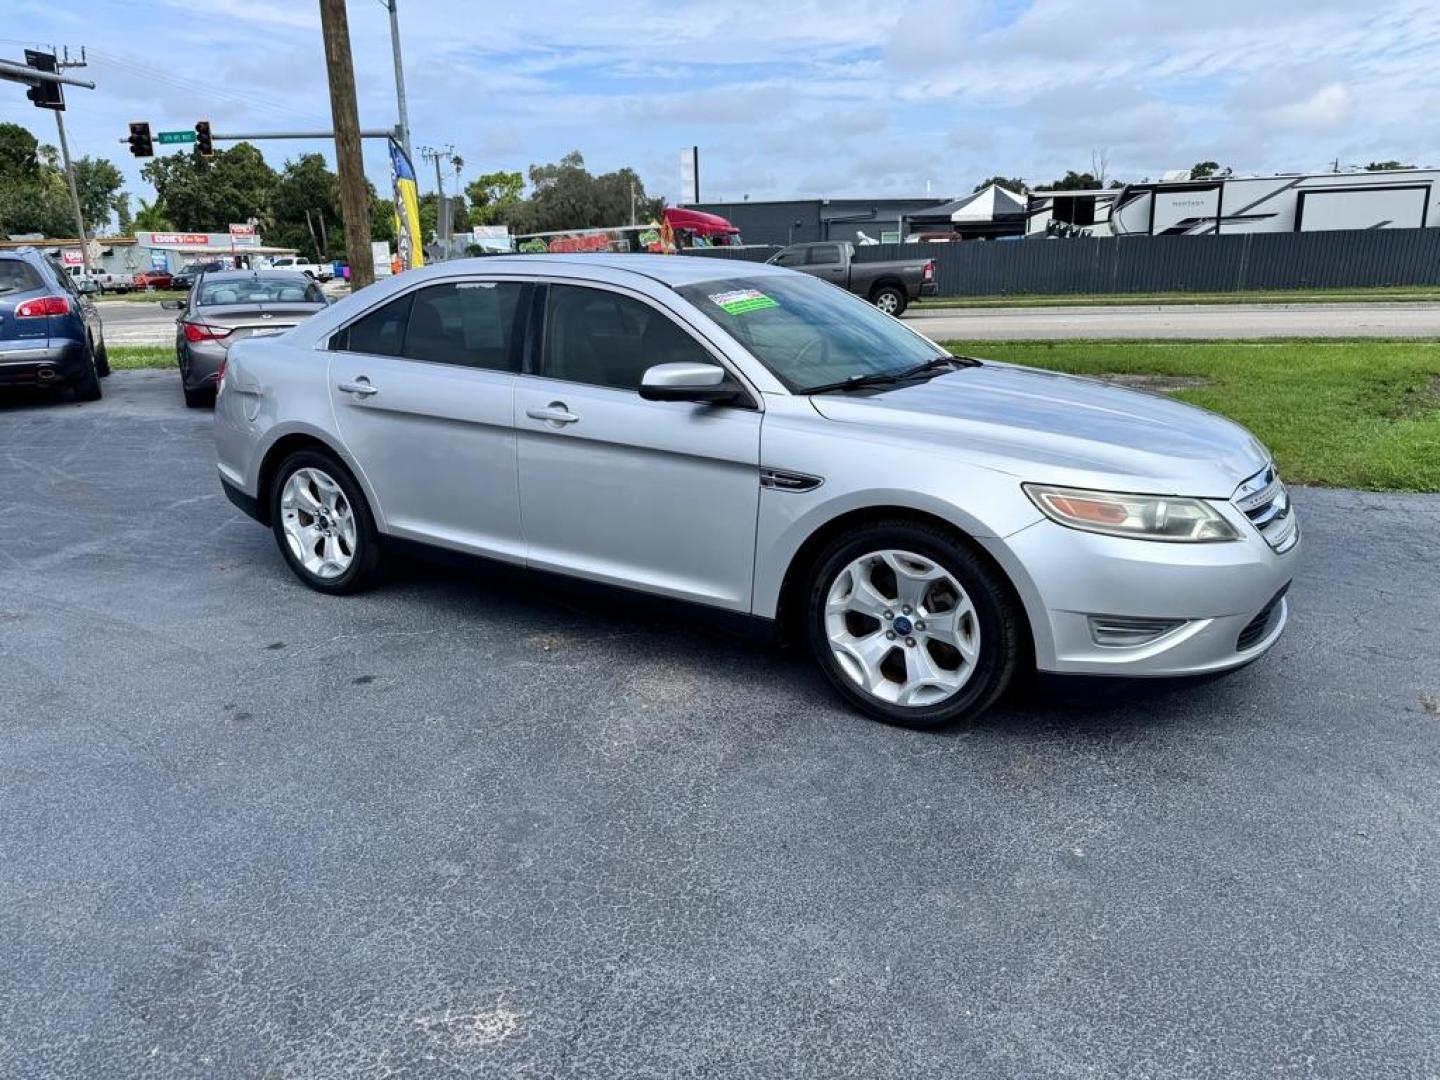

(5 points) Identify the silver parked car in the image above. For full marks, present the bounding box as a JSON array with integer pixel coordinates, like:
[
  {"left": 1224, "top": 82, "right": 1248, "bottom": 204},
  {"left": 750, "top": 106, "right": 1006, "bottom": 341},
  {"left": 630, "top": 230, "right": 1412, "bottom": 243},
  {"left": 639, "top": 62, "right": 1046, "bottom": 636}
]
[
  {"left": 164, "top": 270, "right": 328, "bottom": 408},
  {"left": 216, "top": 255, "right": 1298, "bottom": 728}
]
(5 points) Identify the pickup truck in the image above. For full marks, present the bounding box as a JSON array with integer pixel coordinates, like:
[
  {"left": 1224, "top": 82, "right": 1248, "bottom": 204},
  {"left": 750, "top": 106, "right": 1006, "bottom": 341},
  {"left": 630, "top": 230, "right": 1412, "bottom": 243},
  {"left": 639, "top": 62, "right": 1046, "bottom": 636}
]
[
  {"left": 266, "top": 256, "right": 333, "bottom": 282},
  {"left": 766, "top": 241, "right": 936, "bottom": 315},
  {"left": 63, "top": 266, "right": 135, "bottom": 295}
]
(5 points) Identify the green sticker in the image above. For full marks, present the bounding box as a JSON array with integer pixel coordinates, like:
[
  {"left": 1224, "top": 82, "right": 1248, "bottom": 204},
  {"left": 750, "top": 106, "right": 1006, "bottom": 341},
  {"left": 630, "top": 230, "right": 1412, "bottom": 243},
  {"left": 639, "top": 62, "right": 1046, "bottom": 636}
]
[{"left": 710, "top": 288, "right": 778, "bottom": 315}]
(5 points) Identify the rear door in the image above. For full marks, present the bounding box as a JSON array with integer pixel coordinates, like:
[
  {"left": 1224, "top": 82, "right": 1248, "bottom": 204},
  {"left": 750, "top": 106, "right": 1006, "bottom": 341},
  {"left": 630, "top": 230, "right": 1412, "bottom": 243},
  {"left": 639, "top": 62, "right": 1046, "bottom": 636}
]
[
  {"left": 328, "top": 279, "right": 532, "bottom": 562},
  {"left": 512, "top": 282, "right": 762, "bottom": 610}
]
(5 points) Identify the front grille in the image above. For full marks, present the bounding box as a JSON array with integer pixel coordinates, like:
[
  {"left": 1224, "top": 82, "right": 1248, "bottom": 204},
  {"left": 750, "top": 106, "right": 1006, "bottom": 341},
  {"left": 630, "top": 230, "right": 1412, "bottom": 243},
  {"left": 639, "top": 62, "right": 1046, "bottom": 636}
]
[
  {"left": 1232, "top": 464, "right": 1298, "bottom": 552},
  {"left": 1237, "top": 583, "right": 1290, "bottom": 651}
]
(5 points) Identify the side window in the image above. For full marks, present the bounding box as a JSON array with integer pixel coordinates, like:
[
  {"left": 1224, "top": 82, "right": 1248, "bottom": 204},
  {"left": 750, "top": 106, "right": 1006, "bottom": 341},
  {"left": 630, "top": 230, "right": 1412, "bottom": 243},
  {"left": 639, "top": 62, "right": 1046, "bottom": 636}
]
[
  {"left": 807, "top": 244, "right": 841, "bottom": 266},
  {"left": 336, "top": 292, "right": 413, "bottom": 356},
  {"left": 542, "top": 284, "right": 712, "bottom": 391},
  {"left": 400, "top": 281, "right": 525, "bottom": 371},
  {"left": 774, "top": 248, "right": 807, "bottom": 267}
]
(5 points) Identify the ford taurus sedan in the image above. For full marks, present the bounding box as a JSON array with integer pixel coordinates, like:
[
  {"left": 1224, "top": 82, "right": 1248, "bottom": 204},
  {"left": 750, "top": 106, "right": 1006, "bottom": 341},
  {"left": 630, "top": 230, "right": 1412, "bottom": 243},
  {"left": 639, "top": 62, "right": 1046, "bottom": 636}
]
[{"left": 215, "top": 255, "right": 1298, "bottom": 728}]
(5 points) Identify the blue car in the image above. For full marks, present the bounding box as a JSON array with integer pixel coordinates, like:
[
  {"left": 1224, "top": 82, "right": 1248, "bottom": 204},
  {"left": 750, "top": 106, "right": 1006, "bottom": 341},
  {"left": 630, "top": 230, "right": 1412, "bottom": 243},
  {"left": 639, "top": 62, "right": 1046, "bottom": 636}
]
[{"left": 0, "top": 248, "right": 110, "bottom": 401}]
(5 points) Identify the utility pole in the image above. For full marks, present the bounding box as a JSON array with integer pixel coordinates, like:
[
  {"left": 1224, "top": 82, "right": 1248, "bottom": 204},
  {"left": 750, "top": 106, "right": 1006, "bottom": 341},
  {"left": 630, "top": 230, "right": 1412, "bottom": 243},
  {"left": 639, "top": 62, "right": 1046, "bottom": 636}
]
[
  {"left": 384, "top": 0, "right": 413, "bottom": 163},
  {"left": 419, "top": 144, "right": 453, "bottom": 243},
  {"left": 319, "top": 0, "right": 374, "bottom": 287}
]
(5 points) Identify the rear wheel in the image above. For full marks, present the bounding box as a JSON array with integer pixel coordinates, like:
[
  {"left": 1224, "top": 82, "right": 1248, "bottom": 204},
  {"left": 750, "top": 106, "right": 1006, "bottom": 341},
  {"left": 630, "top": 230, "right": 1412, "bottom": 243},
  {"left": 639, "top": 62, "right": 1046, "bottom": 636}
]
[
  {"left": 268, "top": 449, "right": 384, "bottom": 594},
  {"left": 805, "top": 520, "right": 1019, "bottom": 729},
  {"left": 872, "top": 285, "right": 907, "bottom": 317},
  {"left": 71, "top": 341, "right": 102, "bottom": 402}
]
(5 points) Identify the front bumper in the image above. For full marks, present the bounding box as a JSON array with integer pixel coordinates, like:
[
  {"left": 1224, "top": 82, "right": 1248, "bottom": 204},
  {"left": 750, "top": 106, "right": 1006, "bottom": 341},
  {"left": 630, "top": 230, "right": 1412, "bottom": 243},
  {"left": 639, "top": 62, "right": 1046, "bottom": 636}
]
[
  {"left": 0, "top": 338, "right": 90, "bottom": 386},
  {"left": 982, "top": 506, "right": 1300, "bottom": 677}
]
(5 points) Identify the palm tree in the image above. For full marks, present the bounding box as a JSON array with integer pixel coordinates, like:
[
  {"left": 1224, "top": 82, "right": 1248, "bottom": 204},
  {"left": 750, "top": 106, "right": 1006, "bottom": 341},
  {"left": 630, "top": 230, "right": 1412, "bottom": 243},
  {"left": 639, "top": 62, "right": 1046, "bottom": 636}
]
[{"left": 132, "top": 197, "right": 171, "bottom": 232}]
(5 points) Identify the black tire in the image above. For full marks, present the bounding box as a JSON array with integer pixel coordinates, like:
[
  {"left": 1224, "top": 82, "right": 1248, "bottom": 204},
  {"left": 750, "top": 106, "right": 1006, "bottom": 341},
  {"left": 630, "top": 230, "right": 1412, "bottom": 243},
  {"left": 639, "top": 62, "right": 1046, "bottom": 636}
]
[
  {"left": 71, "top": 343, "right": 102, "bottom": 402},
  {"left": 872, "top": 285, "right": 907, "bottom": 317},
  {"left": 183, "top": 383, "right": 214, "bottom": 408},
  {"left": 804, "top": 518, "right": 1020, "bottom": 729},
  {"left": 95, "top": 336, "right": 111, "bottom": 377},
  {"left": 268, "top": 448, "right": 384, "bottom": 595}
]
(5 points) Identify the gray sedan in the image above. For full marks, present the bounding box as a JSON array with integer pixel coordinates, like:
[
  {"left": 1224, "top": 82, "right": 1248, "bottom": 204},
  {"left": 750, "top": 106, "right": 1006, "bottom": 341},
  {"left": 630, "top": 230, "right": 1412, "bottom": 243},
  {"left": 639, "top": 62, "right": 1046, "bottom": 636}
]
[
  {"left": 215, "top": 255, "right": 1298, "bottom": 729},
  {"left": 165, "top": 270, "right": 327, "bottom": 407}
]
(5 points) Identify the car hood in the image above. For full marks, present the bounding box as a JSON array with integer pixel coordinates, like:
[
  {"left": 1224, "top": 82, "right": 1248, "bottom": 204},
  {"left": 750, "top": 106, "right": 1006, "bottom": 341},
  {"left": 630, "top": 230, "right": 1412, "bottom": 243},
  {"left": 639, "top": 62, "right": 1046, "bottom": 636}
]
[{"left": 808, "top": 361, "right": 1268, "bottom": 497}]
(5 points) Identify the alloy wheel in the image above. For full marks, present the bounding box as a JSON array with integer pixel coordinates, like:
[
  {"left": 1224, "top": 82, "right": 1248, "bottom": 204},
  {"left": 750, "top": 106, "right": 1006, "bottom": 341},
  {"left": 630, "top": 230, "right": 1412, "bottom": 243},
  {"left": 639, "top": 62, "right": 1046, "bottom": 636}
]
[
  {"left": 823, "top": 549, "right": 980, "bottom": 707},
  {"left": 875, "top": 292, "right": 900, "bottom": 315},
  {"left": 280, "top": 467, "right": 357, "bottom": 580}
]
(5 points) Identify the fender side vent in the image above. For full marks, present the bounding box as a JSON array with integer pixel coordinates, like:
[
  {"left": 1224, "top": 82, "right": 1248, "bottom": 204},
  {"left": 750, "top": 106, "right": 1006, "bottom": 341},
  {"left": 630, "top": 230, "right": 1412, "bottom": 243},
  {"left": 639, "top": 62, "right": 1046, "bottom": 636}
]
[{"left": 760, "top": 468, "right": 822, "bottom": 493}]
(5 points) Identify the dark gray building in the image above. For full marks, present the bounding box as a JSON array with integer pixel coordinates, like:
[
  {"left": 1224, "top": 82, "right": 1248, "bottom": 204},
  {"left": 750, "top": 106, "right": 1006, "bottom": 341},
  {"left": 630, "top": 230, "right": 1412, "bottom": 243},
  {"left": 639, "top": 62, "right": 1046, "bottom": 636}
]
[{"left": 689, "top": 198, "right": 952, "bottom": 246}]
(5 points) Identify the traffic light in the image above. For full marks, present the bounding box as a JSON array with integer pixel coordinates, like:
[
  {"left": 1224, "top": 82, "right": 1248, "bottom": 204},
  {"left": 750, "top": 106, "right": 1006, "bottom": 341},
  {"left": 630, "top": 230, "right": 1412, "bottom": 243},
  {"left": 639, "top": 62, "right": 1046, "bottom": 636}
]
[
  {"left": 195, "top": 120, "right": 213, "bottom": 158},
  {"left": 128, "top": 121, "right": 153, "bottom": 158},
  {"left": 23, "top": 50, "right": 64, "bottom": 111}
]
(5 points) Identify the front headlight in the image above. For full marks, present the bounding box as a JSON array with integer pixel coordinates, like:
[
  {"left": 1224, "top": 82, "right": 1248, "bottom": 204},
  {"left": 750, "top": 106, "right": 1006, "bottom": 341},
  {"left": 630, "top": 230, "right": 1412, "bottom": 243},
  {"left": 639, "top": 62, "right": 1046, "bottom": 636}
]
[{"left": 1024, "top": 484, "right": 1239, "bottom": 542}]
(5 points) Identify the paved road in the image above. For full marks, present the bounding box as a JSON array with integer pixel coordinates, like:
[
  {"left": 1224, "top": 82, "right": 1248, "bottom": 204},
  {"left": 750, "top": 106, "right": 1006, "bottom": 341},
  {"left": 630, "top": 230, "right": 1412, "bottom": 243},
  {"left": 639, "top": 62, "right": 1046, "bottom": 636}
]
[
  {"left": 3, "top": 372, "right": 1439, "bottom": 1078},
  {"left": 98, "top": 297, "right": 1440, "bottom": 346},
  {"left": 906, "top": 300, "right": 1440, "bottom": 340}
]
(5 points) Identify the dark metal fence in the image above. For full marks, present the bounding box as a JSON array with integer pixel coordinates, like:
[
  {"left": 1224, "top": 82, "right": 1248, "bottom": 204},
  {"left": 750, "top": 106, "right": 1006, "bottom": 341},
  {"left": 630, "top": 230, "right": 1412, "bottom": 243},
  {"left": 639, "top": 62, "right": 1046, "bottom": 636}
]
[{"left": 685, "top": 230, "right": 1440, "bottom": 297}]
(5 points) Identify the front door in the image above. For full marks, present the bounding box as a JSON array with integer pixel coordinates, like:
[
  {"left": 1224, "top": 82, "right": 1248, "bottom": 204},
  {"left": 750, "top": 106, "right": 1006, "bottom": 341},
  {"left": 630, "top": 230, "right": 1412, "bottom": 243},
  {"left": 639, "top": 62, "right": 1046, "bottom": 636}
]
[
  {"left": 328, "top": 279, "right": 531, "bottom": 562},
  {"left": 513, "top": 283, "right": 762, "bottom": 611}
]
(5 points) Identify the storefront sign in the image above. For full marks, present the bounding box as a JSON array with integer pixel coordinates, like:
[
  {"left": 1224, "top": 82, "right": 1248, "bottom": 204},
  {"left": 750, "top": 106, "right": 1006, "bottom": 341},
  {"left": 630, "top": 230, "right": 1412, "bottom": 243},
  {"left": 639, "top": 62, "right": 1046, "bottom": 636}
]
[{"left": 149, "top": 232, "right": 210, "bottom": 246}]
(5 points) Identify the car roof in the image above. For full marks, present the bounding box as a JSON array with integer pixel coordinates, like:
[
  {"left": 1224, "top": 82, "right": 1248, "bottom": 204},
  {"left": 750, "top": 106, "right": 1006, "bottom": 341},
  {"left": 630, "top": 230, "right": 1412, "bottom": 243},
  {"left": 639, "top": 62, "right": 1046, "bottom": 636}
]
[{"left": 423, "top": 253, "right": 788, "bottom": 289}]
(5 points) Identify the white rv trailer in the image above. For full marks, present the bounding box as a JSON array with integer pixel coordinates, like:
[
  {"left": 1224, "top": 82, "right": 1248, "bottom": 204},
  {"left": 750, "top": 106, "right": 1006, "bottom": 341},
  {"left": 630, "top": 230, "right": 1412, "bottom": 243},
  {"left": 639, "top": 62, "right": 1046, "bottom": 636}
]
[
  {"left": 1024, "top": 189, "right": 1119, "bottom": 238},
  {"left": 1108, "top": 168, "right": 1440, "bottom": 236}
]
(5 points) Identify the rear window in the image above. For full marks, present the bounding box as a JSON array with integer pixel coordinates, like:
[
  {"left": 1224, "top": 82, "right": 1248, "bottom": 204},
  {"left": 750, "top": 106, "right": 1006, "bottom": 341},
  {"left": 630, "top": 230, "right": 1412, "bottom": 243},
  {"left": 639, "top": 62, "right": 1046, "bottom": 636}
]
[
  {"left": 0, "top": 259, "right": 43, "bottom": 296},
  {"left": 197, "top": 276, "right": 325, "bottom": 306}
]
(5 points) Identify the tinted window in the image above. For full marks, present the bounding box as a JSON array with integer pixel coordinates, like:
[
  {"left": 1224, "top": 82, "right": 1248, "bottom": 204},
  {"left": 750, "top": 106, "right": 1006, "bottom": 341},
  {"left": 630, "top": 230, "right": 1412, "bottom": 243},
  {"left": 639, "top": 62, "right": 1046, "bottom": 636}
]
[
  {"left": 197, "top": 276, "right": 324, "bottom": 306},
  {"left": 340, "top": 293, "right": 413, "bottom": 356},
  {"left": 807, "top": 245, "right": 841, "bottom": 265},
  {"left": 0, "top": 260, "right": 42, "bottom": 295},
  {"left": 773, "top": 248, "right": 806, "bottom": 267},
  {"left": 400, "top": 282, "right": 525, "bottom": 371},
  {"left": 542, "top": 285, "right": 711, "bottom": 391}
]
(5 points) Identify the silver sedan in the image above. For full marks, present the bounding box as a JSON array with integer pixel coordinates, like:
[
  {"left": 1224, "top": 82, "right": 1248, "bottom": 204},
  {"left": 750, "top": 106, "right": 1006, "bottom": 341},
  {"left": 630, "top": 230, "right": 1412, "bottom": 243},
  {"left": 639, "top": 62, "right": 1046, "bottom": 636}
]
[
  {"left": 165, "top": 270, "right": 328, "bottom": 408},
  {"left": 215, "top": 255, "right": 1298, "bottom": 728}
]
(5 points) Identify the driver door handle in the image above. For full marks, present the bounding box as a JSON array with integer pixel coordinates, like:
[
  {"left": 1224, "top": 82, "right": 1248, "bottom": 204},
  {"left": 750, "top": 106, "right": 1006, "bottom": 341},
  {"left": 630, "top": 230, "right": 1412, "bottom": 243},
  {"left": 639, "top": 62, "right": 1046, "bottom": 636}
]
[
  {"left": 337, "top": 378, "right": 378, "bottom": 397},
  {"left": 526, "top": 402, "right": 580, "bottom": 426}
]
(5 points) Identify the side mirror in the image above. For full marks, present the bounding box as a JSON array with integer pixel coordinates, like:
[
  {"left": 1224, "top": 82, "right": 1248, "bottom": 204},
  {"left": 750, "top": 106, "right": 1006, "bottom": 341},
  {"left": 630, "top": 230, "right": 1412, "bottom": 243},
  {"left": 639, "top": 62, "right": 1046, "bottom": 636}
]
[
  {"left": 639, "top": 362, "right": 740, "bottom": 404},
  {"left": 160, "top": 299, "right": 183, "bottom": 310}
]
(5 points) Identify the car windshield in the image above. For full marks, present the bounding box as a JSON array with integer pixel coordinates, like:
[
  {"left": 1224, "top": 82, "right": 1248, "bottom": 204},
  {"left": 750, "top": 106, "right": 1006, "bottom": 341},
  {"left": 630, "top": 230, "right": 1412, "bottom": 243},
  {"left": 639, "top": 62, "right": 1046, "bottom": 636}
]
[
  {"left": 675, "top": 273, "right": 946, "bottom": 393},
  {"left": 197, "top": 276, "right": 323, "bottom": 306}
]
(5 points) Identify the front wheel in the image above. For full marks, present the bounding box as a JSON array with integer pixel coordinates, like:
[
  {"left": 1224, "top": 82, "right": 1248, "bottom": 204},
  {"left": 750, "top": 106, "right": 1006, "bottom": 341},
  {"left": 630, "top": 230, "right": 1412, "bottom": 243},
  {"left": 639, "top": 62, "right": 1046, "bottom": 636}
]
[
  {"left": 268, "top": 449, "right": 384, "bottom": 594},
  {"left": 872, "top": 285, "right": 907, "bottom": 317},
  {"left": 805, "top": 520, "right": 1020, "bottom": 729}
]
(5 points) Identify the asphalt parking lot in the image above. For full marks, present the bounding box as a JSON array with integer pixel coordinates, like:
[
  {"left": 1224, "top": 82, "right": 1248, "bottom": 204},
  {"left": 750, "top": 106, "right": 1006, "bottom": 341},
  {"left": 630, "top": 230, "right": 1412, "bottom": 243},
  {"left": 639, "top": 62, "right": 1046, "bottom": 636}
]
[{"left": 3, "top": 371, "right": 1439, "bottom": 1078}]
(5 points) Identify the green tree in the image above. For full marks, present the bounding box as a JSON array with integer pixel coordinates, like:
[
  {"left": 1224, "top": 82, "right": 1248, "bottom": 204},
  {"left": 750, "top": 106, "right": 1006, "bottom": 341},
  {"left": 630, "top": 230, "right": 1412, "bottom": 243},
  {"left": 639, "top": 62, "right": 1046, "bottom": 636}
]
[
  {"left": 71, "top": 156, "right": 125, "bottom": 233},
  {"left": 133, "top": 197, "right": 172, "bottom": 232},
  {"left": 972, "top": 175, "right": 1028, "bottom": 194},
  {"left": 1365, "top": 160, "right": 1413, "bottom": 171},
  {"left": 141, "top": 143, "right": 276, "bottom": 231},
  {"left": 465, "top": 170, "right": 525, "bottom": 225},
  {"left": 1190, "top": 160, "right": 1221, "bottom": 179},
  {"left": 506, "top": 151, "right": 663, "bottom": 234},
  {"left": 269, "top": 153, "right": 340, "bottom": 260},
  {"left": 115, "top": 193, "right": 133, "bottom": 234},
  {"left": 1039, "top": 170, "right": 1102, "bottom": 191}
]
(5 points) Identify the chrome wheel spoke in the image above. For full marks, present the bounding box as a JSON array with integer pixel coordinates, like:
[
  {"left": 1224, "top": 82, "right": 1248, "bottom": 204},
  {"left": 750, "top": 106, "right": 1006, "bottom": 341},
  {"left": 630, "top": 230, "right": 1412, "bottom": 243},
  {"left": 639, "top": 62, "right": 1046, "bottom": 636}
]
[
  {"left": 281, "top": 467, "right": 356, "bottom": 581},
  {"left": 824, "top": 547, "right": 980, "bottom": 710}
]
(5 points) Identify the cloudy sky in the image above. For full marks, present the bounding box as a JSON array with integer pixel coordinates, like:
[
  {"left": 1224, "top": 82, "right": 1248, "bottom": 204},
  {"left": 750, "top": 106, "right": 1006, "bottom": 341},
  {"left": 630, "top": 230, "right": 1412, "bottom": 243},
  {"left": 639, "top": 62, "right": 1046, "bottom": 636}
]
[{"left": 4, "top": 0, "right": 1439, "bottom": 211}]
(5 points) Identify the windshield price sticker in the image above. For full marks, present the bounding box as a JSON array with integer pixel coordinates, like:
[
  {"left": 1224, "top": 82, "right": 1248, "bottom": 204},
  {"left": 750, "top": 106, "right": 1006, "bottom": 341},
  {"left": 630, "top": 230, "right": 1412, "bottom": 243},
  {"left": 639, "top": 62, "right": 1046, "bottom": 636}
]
[{"left": 709, "top": 289, "right": 778, "bottom": 315}]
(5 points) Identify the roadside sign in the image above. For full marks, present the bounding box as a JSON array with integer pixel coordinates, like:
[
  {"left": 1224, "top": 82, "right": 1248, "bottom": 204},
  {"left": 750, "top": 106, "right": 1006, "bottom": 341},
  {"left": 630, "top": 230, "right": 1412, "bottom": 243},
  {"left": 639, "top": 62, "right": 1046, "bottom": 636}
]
[
  {"left": 61, "top": 249, "right": 82, "bottom": 267},
  {"left": 228, "top": 223, "right": 255, "bottom": 237},
  {"left": 881, "top": 231, "right": 902, "bottom": 244},
  {"left": 157, "top": 130, "right": 196, "bottom": 145}
]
